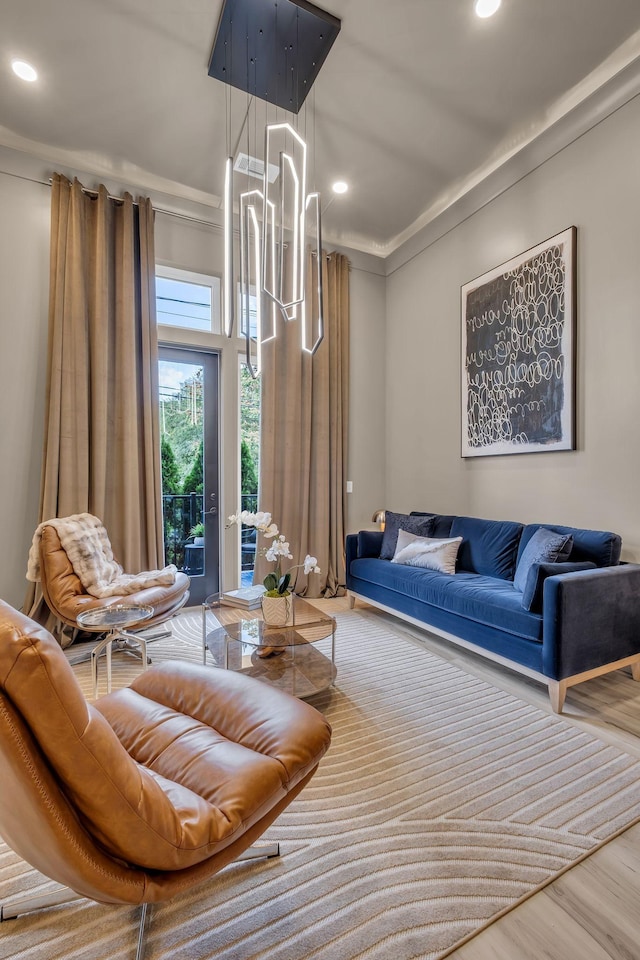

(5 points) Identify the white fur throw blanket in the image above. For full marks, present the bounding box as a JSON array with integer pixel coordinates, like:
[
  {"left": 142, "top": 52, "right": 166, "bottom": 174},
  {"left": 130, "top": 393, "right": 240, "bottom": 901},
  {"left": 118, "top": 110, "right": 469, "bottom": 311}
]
[{"left": 27, "top": 513, "right": 177, "bottom": 598}]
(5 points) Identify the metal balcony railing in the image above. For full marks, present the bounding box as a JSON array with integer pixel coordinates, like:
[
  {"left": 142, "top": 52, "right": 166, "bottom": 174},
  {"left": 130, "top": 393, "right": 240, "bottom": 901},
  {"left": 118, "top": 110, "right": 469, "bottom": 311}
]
[
  {"left": 162, "top": 492, "right": 259, "bottom": 574},
  {"left": 162, "top": 493, "right": 204, "bottom": 570}
]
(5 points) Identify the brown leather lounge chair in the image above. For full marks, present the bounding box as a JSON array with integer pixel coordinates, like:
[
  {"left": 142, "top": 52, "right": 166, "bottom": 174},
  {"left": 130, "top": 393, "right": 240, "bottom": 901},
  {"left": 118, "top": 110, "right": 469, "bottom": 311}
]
[
  {"left": 37, "top": 523, "right": 191, "bottom": 684},
  {"left": 0, "top": 601, "right": 332, "bottom": 959}
]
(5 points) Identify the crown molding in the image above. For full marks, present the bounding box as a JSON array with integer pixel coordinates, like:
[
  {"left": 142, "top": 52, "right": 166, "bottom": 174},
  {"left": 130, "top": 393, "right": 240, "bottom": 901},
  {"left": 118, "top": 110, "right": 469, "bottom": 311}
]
[
  {"left": 0, "top": 132, "right": 386, "bottom": 274},
  {"left": 382, "top": 31, "right": 640, "bottom": 273},
  {"left": 0, "top": 126, "right": 223, "bottom": 217},
  {"left": 322, "top": 31, "right": 640, "bottom": 265}
]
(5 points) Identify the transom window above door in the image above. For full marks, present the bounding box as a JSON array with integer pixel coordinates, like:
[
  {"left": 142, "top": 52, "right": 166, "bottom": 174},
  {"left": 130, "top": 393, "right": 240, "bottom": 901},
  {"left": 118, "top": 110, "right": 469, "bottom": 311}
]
[{"left": 156, "top": 266, "right": 221, "bottom": 334}]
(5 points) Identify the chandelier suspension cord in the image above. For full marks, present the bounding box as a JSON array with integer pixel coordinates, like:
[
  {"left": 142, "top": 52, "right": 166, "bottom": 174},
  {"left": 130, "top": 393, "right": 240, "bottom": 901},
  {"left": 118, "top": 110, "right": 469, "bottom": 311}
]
[
  {"left": 227, "top": 17, "right": 232, "bottom": 157},
  {"left": 246, "top": 29, "right": 250, "bottom": 166},
  {"left": 295, "top": 7, "right": 300, "bottom": 122},
  {"left": 275, "top": 2, "right": 279, "bottom": 126}
]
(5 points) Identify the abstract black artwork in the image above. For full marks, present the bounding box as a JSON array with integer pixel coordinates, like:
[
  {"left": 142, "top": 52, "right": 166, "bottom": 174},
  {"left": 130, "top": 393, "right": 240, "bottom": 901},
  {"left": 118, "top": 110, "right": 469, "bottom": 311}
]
[{"left": 461, "top": 227, "right": 576, "bottom": 458}]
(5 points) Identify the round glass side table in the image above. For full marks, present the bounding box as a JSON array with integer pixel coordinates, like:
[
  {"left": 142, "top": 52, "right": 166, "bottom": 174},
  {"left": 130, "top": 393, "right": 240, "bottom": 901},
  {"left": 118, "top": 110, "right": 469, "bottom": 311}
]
[{"left": 76, "top": 603, "right": 154, "bottom": 699}]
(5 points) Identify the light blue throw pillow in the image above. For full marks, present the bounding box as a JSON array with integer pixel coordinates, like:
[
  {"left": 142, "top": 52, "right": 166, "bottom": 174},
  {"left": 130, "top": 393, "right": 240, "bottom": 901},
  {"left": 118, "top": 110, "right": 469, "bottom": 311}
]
[{"left": 514, "top": 527, "right": 573, "bottom": 608}]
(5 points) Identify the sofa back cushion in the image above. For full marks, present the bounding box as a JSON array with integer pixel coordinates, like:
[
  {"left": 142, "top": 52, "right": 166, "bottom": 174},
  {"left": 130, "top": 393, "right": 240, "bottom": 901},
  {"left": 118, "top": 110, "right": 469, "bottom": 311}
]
[
  {"left": 358, "top": 529, "right": 384, "bottom": 559},
  {"left": 517, "top": 524, "right": 621, "bottom": 568},
  {"left": 450, "top": 516, "right": 524, "bottom": 580}
]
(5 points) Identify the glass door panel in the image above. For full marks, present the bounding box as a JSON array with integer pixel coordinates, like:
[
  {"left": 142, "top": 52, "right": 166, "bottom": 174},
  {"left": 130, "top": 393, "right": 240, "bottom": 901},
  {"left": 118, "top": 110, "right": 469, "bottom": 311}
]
[
  {"left": 159, "top": 347, "right": 219, "bottom": 605},
  {"left": 240, "top": 362, "right": 260, "bottom": 586}
]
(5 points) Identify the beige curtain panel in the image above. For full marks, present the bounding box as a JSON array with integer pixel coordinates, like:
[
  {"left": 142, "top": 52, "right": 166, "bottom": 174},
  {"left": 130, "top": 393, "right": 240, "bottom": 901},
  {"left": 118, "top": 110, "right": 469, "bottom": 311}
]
[
  {"left": 26, "top": 174, "right": 163, "bottom": 618},
  {"left": 256, "top": 252, "right": 350, "bottom": 598}
]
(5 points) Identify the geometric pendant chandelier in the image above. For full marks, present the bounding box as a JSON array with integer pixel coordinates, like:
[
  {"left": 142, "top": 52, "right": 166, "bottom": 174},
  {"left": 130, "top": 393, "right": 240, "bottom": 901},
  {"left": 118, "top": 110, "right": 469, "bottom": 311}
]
[{"left": 209, "top": 0, "right": 341, "bottom": 376}]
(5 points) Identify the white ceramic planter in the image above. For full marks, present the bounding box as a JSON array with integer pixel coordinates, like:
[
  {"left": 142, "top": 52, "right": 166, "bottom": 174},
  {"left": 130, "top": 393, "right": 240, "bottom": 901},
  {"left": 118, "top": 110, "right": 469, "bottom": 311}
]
[{"left": 261, "top": 594, "right": 292, "bottom": 627}]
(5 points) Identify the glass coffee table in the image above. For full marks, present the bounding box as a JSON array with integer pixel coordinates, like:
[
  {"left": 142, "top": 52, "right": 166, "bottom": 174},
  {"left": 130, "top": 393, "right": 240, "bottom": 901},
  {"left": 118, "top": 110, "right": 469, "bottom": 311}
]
[{"left": 202, "top": 595, "right": 336, "bottom": 699}]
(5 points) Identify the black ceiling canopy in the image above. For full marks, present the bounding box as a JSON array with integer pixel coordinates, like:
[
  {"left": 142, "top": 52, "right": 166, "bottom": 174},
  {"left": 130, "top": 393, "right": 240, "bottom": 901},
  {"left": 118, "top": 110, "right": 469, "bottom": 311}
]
[{"left": 208, "top": 0, "right": 341, "bottom": 113}]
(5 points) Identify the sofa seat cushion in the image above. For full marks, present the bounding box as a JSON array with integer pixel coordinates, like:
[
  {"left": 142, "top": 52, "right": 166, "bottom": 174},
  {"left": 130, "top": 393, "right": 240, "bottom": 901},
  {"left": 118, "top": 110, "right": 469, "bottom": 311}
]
[
  {"left": 350, "top": 558, "right": 543, "bottom": 642},
  {"left": 450, "top": 516, "right": 524, "bottom": 580}
]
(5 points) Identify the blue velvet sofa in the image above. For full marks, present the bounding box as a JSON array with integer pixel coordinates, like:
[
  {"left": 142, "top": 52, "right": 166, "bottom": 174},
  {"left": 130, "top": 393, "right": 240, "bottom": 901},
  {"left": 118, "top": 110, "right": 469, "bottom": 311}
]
[{"left": 346, "top": 512, "right": 640, "bottom": 712}]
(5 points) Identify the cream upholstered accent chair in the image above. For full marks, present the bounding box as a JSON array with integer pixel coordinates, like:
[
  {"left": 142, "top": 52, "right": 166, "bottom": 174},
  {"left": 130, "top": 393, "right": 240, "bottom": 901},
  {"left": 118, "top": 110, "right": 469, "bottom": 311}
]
[{"left": 0, "top": 601, "right": 332, "bottom": 958}]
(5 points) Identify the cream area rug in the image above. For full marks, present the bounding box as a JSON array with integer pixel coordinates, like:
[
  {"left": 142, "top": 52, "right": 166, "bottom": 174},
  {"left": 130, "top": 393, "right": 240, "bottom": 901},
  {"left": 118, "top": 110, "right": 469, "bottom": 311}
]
[{"left": 1, "top": 610, "right": 640, "bottom": 960}]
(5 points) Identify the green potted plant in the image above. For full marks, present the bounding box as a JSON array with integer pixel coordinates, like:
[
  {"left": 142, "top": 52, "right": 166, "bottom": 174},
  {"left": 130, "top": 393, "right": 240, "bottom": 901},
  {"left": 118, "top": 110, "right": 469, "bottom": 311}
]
[{"left": 189, "top": 522, "right": 205, "bottom": 546}]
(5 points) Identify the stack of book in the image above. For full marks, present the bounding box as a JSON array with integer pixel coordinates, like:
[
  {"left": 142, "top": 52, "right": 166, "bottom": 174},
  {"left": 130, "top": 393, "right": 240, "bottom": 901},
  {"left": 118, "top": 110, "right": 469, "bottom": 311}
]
[{"left": 220, "top": 585, "right": 266, "bottom": 609}]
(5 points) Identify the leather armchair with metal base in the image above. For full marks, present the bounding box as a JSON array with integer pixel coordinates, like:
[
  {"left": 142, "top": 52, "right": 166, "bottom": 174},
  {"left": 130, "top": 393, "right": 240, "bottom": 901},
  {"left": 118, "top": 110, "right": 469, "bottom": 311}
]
[
  {"left": 37, "top": 524, "right": 191, "bottom": 672},
  {"left": 0, "top": 601, "right": 332, "bottom": 958}
]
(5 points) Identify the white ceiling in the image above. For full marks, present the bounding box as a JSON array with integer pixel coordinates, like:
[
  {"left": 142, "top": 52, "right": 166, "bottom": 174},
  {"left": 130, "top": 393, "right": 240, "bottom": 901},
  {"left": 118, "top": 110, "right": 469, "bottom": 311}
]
[{"left": 2, "top": 0, "right": 640, "bottom": 259}]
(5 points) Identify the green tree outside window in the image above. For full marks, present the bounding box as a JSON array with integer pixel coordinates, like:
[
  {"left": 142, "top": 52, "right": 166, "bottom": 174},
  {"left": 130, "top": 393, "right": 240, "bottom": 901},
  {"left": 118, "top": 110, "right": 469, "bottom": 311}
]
[
  {"left": 183, "top": 439, "right": 204, "bottom": 495},
  {"left": 161, "top": 436, "right": 181, "bottom": 494},
  {"left": 241, "top": 439, "right": 258, "bottom": 496}
]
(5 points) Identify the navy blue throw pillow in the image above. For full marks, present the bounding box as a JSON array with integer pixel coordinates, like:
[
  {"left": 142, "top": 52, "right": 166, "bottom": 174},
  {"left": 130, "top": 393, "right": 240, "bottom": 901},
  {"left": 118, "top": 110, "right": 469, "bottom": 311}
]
[
  {"left": 522, "top": 560, "right": 596, "bottom": 613},
  {"left": 514, "top": 527, "right": 573, "bottom": 608},
  {"left": 380, "top": 511, "right": 435, "bottom": 561}
]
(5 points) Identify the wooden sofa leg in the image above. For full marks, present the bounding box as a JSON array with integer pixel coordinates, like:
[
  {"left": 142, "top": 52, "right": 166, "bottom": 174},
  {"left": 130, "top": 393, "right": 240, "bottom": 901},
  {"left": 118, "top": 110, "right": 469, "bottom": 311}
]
[
  {"left": 348, "top": 593, "right": 356, "bottom": 609},
  {"left": 548, "top": 680, "right": 567, "bottom": 715},
  {"left": 631, "top": 662, "right": 640, "bottom": 682}
]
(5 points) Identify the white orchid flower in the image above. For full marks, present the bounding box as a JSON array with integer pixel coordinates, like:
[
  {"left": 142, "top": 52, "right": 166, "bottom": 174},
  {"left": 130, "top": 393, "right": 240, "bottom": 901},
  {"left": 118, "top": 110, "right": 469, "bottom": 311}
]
[
  {"left": 254, "top": 511, "right": 273, "bottom": 531},
  {"left": 266, "top": 536, "right": 293, "bottom": 560},
  {"left": 266, "top": 541, "right": 291, "bottom": 562},
  {"left": 229, "top": 509, "right": 319, "bottom": 594}
]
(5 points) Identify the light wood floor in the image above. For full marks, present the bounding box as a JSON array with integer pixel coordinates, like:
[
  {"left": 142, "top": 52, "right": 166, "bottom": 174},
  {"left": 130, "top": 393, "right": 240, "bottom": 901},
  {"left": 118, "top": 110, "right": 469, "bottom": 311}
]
[{"left": 309, "top": 596, "right": 640, "bottom": 960}]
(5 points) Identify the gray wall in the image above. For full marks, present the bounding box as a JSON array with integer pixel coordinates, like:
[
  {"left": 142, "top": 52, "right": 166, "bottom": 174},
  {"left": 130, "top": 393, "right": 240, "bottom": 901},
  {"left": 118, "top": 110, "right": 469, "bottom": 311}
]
[
  {"left": 347, "top": 265, "right": 387, "bottom": 534},
  {"left": 385, "top": 92, "right": 640, "bottom": 559},
  {"left": 0, "top": 173, "right": 50, "bottom": 609}
]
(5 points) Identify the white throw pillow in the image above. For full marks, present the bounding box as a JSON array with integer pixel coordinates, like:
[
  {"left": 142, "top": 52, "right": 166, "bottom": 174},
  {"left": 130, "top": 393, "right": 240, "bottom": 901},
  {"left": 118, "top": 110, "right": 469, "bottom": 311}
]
[{"left": 392, "top": 532, "right": 463, "bottom": 575}]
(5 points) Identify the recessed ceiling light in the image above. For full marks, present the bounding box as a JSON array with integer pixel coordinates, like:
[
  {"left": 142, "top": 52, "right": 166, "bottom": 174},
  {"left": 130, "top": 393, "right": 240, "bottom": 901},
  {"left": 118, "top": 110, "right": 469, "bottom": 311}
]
[
  {"left": 474, "top": 0, "right": 501, "bottom": 18},
  {"left": 11, "top": 59, "right": 38, "bottom": 82},
  {"left": 332, "top": 181, "right": 348, "bottom": 194}
]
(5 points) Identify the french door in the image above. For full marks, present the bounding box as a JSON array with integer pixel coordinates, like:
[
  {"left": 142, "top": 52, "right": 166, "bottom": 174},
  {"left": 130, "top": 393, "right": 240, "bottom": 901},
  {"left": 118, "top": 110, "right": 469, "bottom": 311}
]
[{"left": 158, "top": 346, "right": 219, "bottom": 605}]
